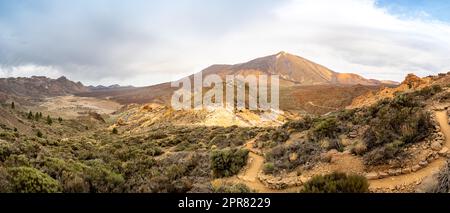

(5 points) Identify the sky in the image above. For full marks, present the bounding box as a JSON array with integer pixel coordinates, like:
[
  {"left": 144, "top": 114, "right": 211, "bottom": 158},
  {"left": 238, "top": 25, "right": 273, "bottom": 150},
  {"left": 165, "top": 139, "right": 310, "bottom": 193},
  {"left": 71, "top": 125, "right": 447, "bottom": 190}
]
[{"left": 1, "top": 0, "right": 450, "bottom": 86}]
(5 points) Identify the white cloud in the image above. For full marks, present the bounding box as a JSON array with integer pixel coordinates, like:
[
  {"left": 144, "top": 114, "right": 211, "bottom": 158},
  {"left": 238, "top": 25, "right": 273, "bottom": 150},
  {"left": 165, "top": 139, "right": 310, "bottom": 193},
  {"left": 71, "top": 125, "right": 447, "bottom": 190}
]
[
  {"left": 1, "top": 0, "right": 450, "bottom": 85},
  {"left": 0, "top": 64, "right": 63, "bottom": 79}
]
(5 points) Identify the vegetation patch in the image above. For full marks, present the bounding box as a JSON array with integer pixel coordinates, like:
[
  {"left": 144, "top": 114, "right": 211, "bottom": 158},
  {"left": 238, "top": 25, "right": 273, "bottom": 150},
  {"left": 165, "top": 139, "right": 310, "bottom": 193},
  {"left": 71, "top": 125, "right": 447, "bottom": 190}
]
[
  {"left": 210, "top": 148, "right": 249, "bottom": 178},
  {"left": 265, "top": 141, "right": 322, "bottom": 174},
  {"left": 301, "top": 172, "right": 369, "bottom": 193}
]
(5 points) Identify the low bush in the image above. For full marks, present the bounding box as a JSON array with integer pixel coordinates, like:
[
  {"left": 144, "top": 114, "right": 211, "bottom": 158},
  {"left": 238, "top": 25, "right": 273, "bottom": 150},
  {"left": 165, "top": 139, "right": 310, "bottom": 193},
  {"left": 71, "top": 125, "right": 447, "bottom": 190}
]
[
  {"left": 6, "top": 167, "right": 62, "bottom": 193},
  {"left": 213, "top": 183, "right": 253, "bottom": 193},
  {"left": 301, "top": 172, "right": 369, "bottom": 193},
  {"left": 263, "top": 162, "right": 275, "bottom": 174},
  {"left": 363, "top": 140, "right": 404, "bottom": 165},
  {"left": 311, "top": 117, "right": 340, "bottom": 140},
  {"left": 432, "top": 160, "right": 450, "bottom": 193},
  {"left": 265, "top": 141, "right": 321, "bottom": 174},
  {"left": 256, "top": 128, "right": 290, "bottom": 149},
  {"left": 210, "top": 148, "right": 249, "bottom": 178},
  {"left": 282, "top": 116, "right": 314, "bottom": 132},
  {"left": 36, "top": 130, "right": 43, "bottom": 138}
]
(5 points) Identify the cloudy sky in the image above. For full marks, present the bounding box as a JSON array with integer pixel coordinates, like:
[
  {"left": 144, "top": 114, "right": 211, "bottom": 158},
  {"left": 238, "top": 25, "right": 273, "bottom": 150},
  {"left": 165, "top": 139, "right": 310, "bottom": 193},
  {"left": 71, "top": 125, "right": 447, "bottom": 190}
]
[{"left": 1, "top": 0, "right": 450, "bottom": 86}]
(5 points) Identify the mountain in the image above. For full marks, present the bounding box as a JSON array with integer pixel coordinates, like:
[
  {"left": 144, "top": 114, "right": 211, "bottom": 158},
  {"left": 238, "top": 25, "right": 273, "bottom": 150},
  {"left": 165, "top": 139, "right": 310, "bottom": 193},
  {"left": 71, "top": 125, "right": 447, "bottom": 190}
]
[
  {"left": 0, "top": 76, "right": 89, "bottom": 98},
  {"left": 87, "top": 84, "right": 134, "bottom": 91},
  {"left": 201, "top": 51, "right": 383, "bottom": 86},
  {"left": 79, "top": 52, "right": 387, "bottom": 114}
]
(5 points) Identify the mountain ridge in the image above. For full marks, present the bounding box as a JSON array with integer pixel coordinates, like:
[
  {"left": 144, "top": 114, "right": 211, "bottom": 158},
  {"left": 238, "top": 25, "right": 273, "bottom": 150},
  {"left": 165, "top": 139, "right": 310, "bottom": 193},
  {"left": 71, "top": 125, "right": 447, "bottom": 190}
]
[
  {"left": 0, "top": 75, "right": 89, "bottom": 98},
  {"left": 200, "top": 51, "right": 387, "bottom": 86}
]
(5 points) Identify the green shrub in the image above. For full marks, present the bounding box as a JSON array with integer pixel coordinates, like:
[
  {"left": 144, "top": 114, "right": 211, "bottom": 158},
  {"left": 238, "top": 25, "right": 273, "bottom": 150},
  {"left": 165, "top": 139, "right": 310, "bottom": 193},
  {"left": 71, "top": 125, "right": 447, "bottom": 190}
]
[
  {"left": 356, "top": 90, "right": 435, "bottom": 165},
  {"left": 414, "top": 85, "right": 442, "bottom": 99},
  {"left": 0, "top": 131, "right": 15, "bottom": 141},
  {"left": 363, "top": 140, "right": 403, "bottom": 165},
  {"left": 0, "top": 167, "right": 11, "bottom": 192},
  {"left": 263, "top": 162, "right": 275, "bottom": 174},
  {"left": 46, "top": 115, "right": 53, "bottom": 125},
  {"left": 312, "top": 117, "right": 340, "bottom": 140},
  {"left": 282, "top": 116, "right": 314, "bottom": 132},
  {"left": 148, "top": 131, "right": 168, "bottom": 140},
  {"left": 0, "top": 141, "right": 13, "bottom": 161},
  {"left": 112, "top": 128, "right": 118, "bottom": 134},
  {"left": 301, "top": 172, "right": 369, "bottom": 193},
  {"left": 83, "top": 161, "right": 125, "bottom": 193},
  {"left": 6, "top": 167, "right": 62, "bottom": 193},
  {"left": 36, "top": 130, "right": 43, "bottom": 138},
  {"left": 213, "top": 183, "right": 253, "bottom": 193},
  {"left": 27, "top": 111, "right": 33, "bottom": 120},
  {"left": 211, "top": 148, "right": 248, "bottom": 178},
  {"left": 265, "top": 141, "right": 321, "bottom": 174},
  {"left": 258, "top": 129, "right": 289, "bottom": 144}
]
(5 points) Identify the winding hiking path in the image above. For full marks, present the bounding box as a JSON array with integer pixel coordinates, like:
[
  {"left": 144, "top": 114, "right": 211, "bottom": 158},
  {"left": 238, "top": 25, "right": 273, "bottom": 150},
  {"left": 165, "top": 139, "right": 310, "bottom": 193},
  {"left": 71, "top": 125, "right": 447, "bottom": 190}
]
[
  {"left": 307, "top": 101, "right": 338, "bottom": 110},
  {"left": 213, "top": 140, "right": 298, "bottom": 193},
  {"left": 369, "top": 111, "right": 450, "bottom": 190},
  {"left": 214, "top": 111, "right": 450, "bottom": 192}
]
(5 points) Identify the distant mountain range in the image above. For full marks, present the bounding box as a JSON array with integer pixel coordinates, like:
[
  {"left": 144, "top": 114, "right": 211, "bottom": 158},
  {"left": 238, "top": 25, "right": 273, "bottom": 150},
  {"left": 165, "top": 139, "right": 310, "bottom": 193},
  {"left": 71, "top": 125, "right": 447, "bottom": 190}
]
[
  {"left": 0, "top": 76, "right": 88, "bottom": 98},
  {"left": 0, "top": 76, "right": 132, "bottom": 100},
  {"left": 1, "top": 52, "right": 398, "bottom": 114},
  {"left": 87, "top": 84, "right": 134, "bottom": 91}
]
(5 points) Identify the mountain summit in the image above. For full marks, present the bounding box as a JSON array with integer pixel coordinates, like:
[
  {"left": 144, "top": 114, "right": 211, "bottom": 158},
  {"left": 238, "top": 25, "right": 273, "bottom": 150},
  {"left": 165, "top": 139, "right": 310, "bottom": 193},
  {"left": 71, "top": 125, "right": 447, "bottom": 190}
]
[{"left": 202, "top": 51, "right": 381, "bottom": 86}]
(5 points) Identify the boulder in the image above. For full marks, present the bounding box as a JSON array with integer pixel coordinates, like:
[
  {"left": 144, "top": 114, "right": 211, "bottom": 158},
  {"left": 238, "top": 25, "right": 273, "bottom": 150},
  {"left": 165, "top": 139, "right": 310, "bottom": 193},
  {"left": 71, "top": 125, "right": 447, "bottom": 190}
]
[
  {"left": 412, "top": 165, "right": 421, "bottom": 172},
  {"left": 431, "top": 141, "right": 443, "bottom": 151},
  {"left": 348, "top": 131, "right": 358, "bottom": 138},
  {"left": 365, "top": 172, "right": 379, "bottom": 180},
  {"left": 415, "top": 172, "right": 439, "bottom": 193},
  {"left": 342, "top": 150, "right": 352, "bottom": 155},
  {"left": 299, "top": 176, "right": 309, "bottom": 184},
  {"left": 388, "top": 169, "right": 397, "bottom": 176},
  {"left": 419, "top": 161, "right": 429, "bottom": 167},
  {"left": 319, "top": 153, "right": 331, "bottom": 163},
  {"left": 289, "top": 153, "right": 298, "bottom": 162},
  {"left": 379, "top": 172, "right": 389, "bottom": 179},
  {"left": 435, "top": 125, "right": 441, "bottom": 132},
  {"left": 322, "top": 149, "right": 339, "bottom": 163},
  {"left": 402, "top": 167, "right": 412, "bottom": 174},
  {"left": 439, "top": 147, "right": 449, "bottom": 156}
]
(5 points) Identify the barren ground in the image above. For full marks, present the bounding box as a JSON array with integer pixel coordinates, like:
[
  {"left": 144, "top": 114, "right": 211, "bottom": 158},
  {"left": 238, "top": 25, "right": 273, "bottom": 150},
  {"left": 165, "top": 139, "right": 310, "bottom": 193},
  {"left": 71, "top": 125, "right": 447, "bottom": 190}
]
[{"left": 35, "top": 95, "right": 122, "bottom": 119}]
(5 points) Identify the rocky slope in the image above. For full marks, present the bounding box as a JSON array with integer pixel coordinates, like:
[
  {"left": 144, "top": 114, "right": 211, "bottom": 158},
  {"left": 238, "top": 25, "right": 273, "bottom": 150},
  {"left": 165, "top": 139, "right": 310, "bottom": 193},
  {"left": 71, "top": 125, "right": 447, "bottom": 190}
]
[
  {"left": 348, "top": 74, "right": 435, "bottom": 109},
  {"left": 0, "top": 76, "right": 89, "bottom": 98}
]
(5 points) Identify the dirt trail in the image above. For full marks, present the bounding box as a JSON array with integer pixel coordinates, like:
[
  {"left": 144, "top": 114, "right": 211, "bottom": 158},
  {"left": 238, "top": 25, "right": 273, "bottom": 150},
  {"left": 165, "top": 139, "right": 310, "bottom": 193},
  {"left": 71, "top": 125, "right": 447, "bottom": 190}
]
[
  {"left": 307, "top": 101, "right": 338, "bottom": 110},
  {"left": 238, "top": 142, "right": 264, "bottom": 183},
  {"left": 236, "top": 151, "right": 272, "bottom": 192},
  {"left": 369, "top": 111, "right": 449, "bottom": 190},
  {"left": 436, "top": 110, "right": 450, "bottom": 148},
  {"left": 213, "top": 140, "right": 298, "bottom": 193}
]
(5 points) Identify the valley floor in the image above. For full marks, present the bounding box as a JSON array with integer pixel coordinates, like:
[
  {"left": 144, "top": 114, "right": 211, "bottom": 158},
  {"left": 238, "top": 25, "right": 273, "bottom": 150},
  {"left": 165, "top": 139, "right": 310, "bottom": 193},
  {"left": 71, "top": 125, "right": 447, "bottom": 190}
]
[{"left": 34, "top": 95, "right": 122, "bottom": 119}]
